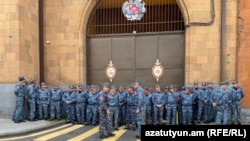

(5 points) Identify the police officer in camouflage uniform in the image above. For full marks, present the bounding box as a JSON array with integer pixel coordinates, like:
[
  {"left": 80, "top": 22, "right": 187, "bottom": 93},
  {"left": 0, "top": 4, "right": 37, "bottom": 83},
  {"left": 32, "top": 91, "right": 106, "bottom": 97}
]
[
  {"left": 27, "top": 79, "right": 39, "bottom": 121},
  {"left": 225, "top": 82, "right": 233, "bottom": 124},
  {"left": 192, "top": 82, "right": 199, "bottom": 122},
  {"left": 212, "top": 82, "right": 229, "bottom": 125},
  {"left": 50, "top": 83, "right": 62, "bottom": 120},
  {"left": 75, "top": 85, "right": 87, "bottom": 124},
  {"left": 207, "top": 81, "right": 216, "bottom": 123},
  {"left": 230, "top": 80, "right": 244, "bottom": 125},
  {"left": 108, "top": 85, "right": 119, "bottom": 130},
  {"left": 163, "top": 86, "right": 169, "bottom": 120},
  {"left": 177, "top": 86, "right": 186, "bottom": 125},
  {"left": 98, "top": 83, "right": 115, "bottom": 139},
  {"left": 86, "top": 85, "right": 99, "bottom": 125},
  {"left": 13, "top": 76, "right": 26, "bottom": 123},
  {"left": 124, "top": 85, "right": 138, "bottom": 131},
  {"left": 165, "top": 85, "right": 179, "bottom": 125},
  {"left": 22, "top": 80, "right": 28, "bottom": 121},
  {"left": 197, "top": 82, "right": 209, "bottom": 124},
  {"left": 62, "top": 85, "right": 76, "bottom": 124},
  {"left": 181, "top": 87, "right": 194, "bottom": 125},
  {"left": 134, "top": 81, "right": 146, "bottom": 139},
  {"left": 118, "top": 85, "right": 127, "bottom": 126},
  {"left": 152, "top": 85, "right": 165, "bottom": 125},
  {"left": 145, "top": 87, "right": 153, "bottom": 125},
  {"left": 37, "top": 82, "right": 50, "bottom": 120}
]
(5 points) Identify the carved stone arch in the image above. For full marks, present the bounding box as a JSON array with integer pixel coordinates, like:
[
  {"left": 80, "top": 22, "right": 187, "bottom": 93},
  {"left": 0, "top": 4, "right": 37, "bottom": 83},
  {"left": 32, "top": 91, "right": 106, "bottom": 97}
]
[{"left": 176, "top": 0, "right": 189, "bottom": 25}]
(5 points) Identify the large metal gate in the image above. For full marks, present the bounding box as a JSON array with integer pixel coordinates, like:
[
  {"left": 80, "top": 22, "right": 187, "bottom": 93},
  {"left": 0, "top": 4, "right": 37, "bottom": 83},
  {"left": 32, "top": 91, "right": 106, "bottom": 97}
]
[
  {"left": 86, "top": 0, "right": 185, "bottom": 88},
  {"left": 87, "top": 33, "right": 184, "bottom": 87}
]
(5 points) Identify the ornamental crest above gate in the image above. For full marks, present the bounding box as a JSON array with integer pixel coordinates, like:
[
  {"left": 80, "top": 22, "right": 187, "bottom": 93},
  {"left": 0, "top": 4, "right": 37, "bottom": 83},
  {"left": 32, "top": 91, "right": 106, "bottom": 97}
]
[{"left": 122, "top": 0, "right": 146, "bottom": 21}]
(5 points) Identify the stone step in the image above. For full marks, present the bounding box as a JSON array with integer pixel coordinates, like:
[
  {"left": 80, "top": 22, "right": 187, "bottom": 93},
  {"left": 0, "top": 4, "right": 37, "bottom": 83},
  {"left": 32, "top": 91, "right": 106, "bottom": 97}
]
[{"left": 241, "top": 109, "right": 250, "bottom": 123}]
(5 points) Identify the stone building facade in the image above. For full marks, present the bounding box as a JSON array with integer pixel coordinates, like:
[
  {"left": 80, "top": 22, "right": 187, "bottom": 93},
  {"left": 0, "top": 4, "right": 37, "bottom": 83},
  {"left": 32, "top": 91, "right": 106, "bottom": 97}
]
[{"left": 0, "top": 0, "right": 249, "bottom": 120}]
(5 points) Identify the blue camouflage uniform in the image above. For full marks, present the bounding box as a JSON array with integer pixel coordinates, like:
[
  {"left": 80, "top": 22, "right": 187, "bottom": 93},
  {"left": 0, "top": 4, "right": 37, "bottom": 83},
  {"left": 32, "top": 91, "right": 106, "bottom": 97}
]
[
  {"left": 86, "top": 86, "right": 99, "bottom": 125},
  {"left": 177, "top": 87, "right": 186, "bottom": 125},
  {"left": 108, "top": 85, "right": 119, "bottom": 130},
  {"left": 75, "top": 85, "right": 87, "bottom": 124},
  {"left": 27, "top": 81, "right": 39, "bottom": 121},
  {"left": 165, "top": 85, "right": 179, "bottom": 125},
  {"left": 212, "top": 82, "right": 229, "bottom": 125},
  {"left": 181, "top": 87, "right": 194, "bottom": 125},
  {"left": 230, "top": 81, "right": 244, "bottom": 125},
  {"left": 118, "top": 85, "right": 127, "bottom": 125},
  {"left": 145, "top": 87, "right": 153, "bottom": 125},
  {"left": 136, "top": 84, "right": 146, "bottom": 138},
  {"left": 99, "top": 83, "right": 115, "bottom": 139},
  {"left": 22, "top": 82, "right": 28, "bottom": 120},
  {"left": 13, "top": 81, "right": 25, "bottom": 123},
  {"left": 207, "top": 82, "right": 216, "bottom": 122},
  {"left": 37, "top": 84, "right": 50, "bottom": 120},
  {"left": 225, "top": 86, "right": 233, "bottom": 124},
  {"left": 197, "top": 83, "right": 209, "bottom": 123},
  {"left": 50, "top": 84, "right": 62, "bottom": 120},
  {"left": 125, "top": 86, "right": 138, "bottom": 130},
  {"left": 152, "top": 85, "right": 165, "bottom": 125},
  {"left": 62, "top": 85, "right": 76, "bottom": 123},
  {"left": 163, "top": 86, "right": 169, "bottom": 120},
  {"left": 192, "top": 83, "right": 200, "bottom": 121}
]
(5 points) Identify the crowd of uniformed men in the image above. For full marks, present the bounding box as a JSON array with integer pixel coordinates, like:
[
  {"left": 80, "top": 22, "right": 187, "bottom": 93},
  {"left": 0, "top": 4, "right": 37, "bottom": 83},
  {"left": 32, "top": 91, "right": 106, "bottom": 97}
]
[{"left": 13, "top": 76, "right": 244, "bottom": 139}]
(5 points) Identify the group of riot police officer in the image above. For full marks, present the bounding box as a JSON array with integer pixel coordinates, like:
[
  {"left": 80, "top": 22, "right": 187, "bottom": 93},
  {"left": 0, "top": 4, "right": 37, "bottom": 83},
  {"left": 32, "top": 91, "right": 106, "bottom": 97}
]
[{"left": 12, "top": 76, "right": 245, "bottom": 139}]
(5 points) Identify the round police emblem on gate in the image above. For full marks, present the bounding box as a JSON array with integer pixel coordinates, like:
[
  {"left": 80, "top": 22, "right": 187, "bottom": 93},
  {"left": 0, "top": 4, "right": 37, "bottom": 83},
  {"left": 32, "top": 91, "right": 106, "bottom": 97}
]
[
  {"left": 152, "top": 59, "right": 164, "bottom": 82},
  {"left": 105, "top": 60, "right": 117, "bottom": 82},
  {"left": 122, "top": 0, "right": 146, "bottom": 21}
]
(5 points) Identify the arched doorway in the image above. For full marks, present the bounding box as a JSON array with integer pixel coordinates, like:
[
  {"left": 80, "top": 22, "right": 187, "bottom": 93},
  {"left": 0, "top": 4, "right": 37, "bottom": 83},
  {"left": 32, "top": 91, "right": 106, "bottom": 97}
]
[{"left": 86, "top": 0, "right": 185, "bottom": 88}]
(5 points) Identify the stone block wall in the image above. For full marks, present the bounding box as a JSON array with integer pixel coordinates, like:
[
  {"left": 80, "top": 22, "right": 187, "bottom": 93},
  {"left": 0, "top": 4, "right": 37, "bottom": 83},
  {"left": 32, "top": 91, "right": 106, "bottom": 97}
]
[
  {"left": 18, "top": 0, "right": 40, "bottom": 82},
  {"left": 0, "top": 0, "right": 39, "bottom": 83},
  {"left": 237, "top": 0, "right": 250, "bottom": 108},
  {"left": 0, "top": 0, "right": 21, "bottom": 82},
  {"left": 43, "top": 0, "right": 93, "bottom": 86}
]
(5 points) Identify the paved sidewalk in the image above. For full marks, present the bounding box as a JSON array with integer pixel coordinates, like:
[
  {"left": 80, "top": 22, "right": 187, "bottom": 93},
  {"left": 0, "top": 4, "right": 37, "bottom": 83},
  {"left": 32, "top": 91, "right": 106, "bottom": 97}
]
[{"left": 0, "top": 119, "right": 65, "bottom": 138}]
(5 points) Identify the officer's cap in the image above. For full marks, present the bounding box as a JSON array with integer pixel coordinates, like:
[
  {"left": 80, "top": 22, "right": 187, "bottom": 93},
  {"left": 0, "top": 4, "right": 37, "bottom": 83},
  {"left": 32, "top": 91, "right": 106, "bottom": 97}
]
[
  {"left": 165, "top": 86, "right": 169, "bottom": 89},
  {"left": 41, "top": 82, "right": 46, "bottom": 86},
  {"left": 185, "top": 86, "right": 191, "bottom": 90},
  {"left": 232, "top": 80, "right": 238, "bottom": 84},
  {"left": 103, "top": 83, "right": 109, "bottom": 88},
  {"left": 144, "top": 86, "right": 149, "bottom": 90},
  {"left": 18, "top": 76, "right": 25, "bottom": 81},
  {"left": 110, "top": 85, "right": 116, "bottom": 89},
  {"left": 201, "top": 82, "right": 207, "bottom": 86},
  {"left": 169, "top": 85, "right": 176, "bottom": 89},
  {"left": 194, "top": 82, "right": 198, "bottom": 85},
  {"left": 155, "top": 84, "right": 160, "bottom": 88},
  {"left": 182, "top": 86, "right": 186, "bottom": 90},
  {"left": 30, "top": 79, "right": 35, "bottom": 84},
  {"left": 78, "top": 84, "right": 83, "bottom": 89},
  {"left": 134, "top": 80, "right": 141, "bottom": 85},
  {"left": 149, "top": 87, "right": 153, "bottom": 91},
  {"left": 68, "top": 85, "right": 73, "bottom": 88},
  {"left": 220, "top": 81, "right": 228, "bottom": 86},
  {"left": 95, "top": 85, "right": 100, "bottom": 90},
  {"left": 119, "top": 85, "right": 124, "bottom": 89},
  {"left": 128, "top": 84, "right": 134, "bottom": 89}
]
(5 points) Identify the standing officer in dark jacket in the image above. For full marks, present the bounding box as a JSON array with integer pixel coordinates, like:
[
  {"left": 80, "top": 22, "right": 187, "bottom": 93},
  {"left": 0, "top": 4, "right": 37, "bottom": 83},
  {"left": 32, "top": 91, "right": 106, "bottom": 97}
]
[{"left": 98, "top": 83, "right": 115, "bottom": 139}]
